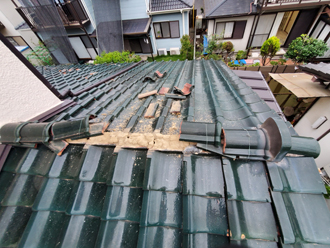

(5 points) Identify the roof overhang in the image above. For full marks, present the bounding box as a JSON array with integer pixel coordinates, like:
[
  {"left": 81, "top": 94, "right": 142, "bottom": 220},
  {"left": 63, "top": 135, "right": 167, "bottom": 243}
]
[
  {"left": 269, "top": 73, "right": 330, "bottom": 98},
  {"left": 123, "top": 18, "right": 151, "bottom": 36}
]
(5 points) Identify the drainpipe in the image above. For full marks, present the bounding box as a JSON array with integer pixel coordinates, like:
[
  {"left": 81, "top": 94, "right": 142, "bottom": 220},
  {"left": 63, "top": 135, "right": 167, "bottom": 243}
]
[
  {"left": 181, "top": 10, "right": 185, "bottom": 35},
  {"left": 307, "top": 5, "right": 326, "bottom": 36}
]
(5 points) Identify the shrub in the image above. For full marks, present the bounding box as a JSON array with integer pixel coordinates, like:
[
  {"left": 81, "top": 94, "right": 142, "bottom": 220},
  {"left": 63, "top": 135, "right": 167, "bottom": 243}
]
[
  {"left": 285, "top": 34, "right": 328, "bottom": 64},
  {"left": 94, "top": 51, "right": 141, "bottom": 64},
  {"left": 26, "top": 41, "right": 54, "bottom": 66},
  {"left": 205, "top": 53, "right": 222, "bottom": 60},
  {"left": 248, "top": 62, "right": 260, "bottom": 67},
  {"left": 222, "top": 41, "right": 234, "bottom": 63},
  {"left": 180, "top": 34, "right": 194, "bottom": 60},
  {"left": 260, "top": 36, "right": 280, "bottom": 65},
  {"left": 270, "top": 61, "right": 278, "bottom": 66},
  {"left": 278, "top": 58, "right": 286, "bottom": 65},
  {"left": 236, "top": 50, "right": 247, "bottom": 60},
  {"left": 206, "top": 34, "right": 223, "bottom": 55}
]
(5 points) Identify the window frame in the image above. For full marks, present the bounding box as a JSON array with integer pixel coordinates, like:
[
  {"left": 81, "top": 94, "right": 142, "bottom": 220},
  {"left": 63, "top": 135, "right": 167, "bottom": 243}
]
[
  {"left": 153, "top": 21, "right": 180, "bottom": 39},
  {"left": 214, "top": 20, "right": 247, "bottom": 40}
]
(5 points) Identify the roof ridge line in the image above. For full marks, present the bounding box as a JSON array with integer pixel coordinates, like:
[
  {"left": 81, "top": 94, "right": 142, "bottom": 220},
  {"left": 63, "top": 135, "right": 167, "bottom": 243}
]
[{"left": 206, "top": 0, "right": 227, "bottom": 17}]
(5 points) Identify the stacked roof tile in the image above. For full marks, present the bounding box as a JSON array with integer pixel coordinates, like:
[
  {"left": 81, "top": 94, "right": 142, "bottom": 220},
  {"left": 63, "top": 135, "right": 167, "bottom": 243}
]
[{"left": 0, "top": 60, "right": 329, "bottom": 248}]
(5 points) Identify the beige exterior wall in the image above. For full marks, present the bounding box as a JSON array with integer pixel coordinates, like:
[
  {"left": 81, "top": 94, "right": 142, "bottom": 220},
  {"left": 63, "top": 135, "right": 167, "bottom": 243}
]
[
  {"left": 208, "top": 15, "right": 255, "bottom": 51},
  {"left": 294, "top": 98, "right": 330, "bottom": 173},
  {"left": 0, "top": 40, "right": 61, "bottom": 128}
]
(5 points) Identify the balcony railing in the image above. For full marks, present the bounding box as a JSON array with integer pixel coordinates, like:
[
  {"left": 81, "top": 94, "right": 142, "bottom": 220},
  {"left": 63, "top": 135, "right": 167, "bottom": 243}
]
[
  {"left": 263, "top": 0, "right": 330, "bottom": 8},
  {"left": 55, "top": 0, "right": 89, "bottom": 26},
  {"left": 16, "top": 0, "right": 89, "bottom": 30}
]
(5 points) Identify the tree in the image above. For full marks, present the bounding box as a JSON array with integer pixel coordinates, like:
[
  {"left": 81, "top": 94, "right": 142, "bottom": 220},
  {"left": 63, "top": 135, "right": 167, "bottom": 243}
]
[
  {"left": 180, "top": 34, "right": 194, "bottom": 60},
  {"left": 222, "top": 41, "right": 234, "bottom": 63},
  {"left": 285, "top": 34, "right": 328, "bottom": 64},
  {"left": 260, "top": 36, "right": 280, "bottom": 65}
]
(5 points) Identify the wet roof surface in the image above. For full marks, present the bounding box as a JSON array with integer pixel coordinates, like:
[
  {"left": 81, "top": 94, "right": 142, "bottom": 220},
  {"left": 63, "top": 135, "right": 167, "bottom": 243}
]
[{"left": 0, "top": 60, "right": 329, "bottom": 248}]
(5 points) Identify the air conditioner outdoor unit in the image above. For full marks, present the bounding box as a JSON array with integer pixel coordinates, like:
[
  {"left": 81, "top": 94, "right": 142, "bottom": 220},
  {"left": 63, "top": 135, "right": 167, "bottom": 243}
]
[
  {"left": 170, "top": 47, "right": 180, "bottom": 55},
  {"left": 158, "top": 48, "right": 167, "bottom": 56}
]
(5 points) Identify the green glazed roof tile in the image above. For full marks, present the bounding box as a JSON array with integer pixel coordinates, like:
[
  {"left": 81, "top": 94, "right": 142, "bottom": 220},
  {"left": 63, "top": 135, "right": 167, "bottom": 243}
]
[
  {"left": 282, "top": 243, "right": 330, "bottom": 248},
  {"left": 2, "top": 147, "right": 29, "bottom": 173},
  {"left": 101, "top": 186, "right": 143, "bottom": 222},
  {"left": 0, "top": 172, "right": 16, "bottom": 203},
  {"left": 183, "top": 155, "right": 224, "bottom": 197},
  {"left": 143, "top": 151, "right": 183, "bottom": 192},
  {"left": 95, "top": 221, "right": 139, "bottom": 248},
  {"left": 140, "top": 190, "right": 182, "bottom": 228},
  {"left": 271, "top": 192, "right": 295, "bottom": 244},
  {"left": 58, "top": 215, "right": 100, "bottom": 248},
  {"left": 231, "top": 239, "right": 278, "bottom": 248},
  {"left": 47, "top": 145, "right": 85, "bottom": 179},
  {"left": 66, "top": 181, "right": 107, "bottom": 217},
  {"left": 0, "top": 206, "right": 32, "bottom": 247},
  {"left": 223, "top": 159, "right": 271, "bottom": 202},
  {"left": 227, "top": 200, "right": 277, "bottom": 241},
  {"left": 17, "top": 145, "right": 56, "bottom": 176},
  {"left": 1, "top": 174, "right": 44, "bottom": 207},
  {"left": 108, "top": 149, "right": 147, "bottom": 187},
  {"left": 183, "top": 233, "right": 229, "bottom": 248},
  {"left": 79, "top": 146, "right": 114, "bottom": 183},
  {"left": 278, "top": 192, "right": 330, "bottom": 245},
  {"left": 18, "top": 211, "right": 70, "bottom": 248},
  {"left": 32, "top": 178, "right": 76, "bottom": 212},
  {"left": 267, "top": 157, "right": 326, "bottom": 194},
  {"left": 183, "top": 195, "right": 227, "bottom": 235},
  {"left": 137, "top": 226, "right": 182, "bottom": 248}
]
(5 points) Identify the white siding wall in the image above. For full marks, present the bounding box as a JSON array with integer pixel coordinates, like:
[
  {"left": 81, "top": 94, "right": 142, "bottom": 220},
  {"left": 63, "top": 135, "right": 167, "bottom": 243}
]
[
  {"left": 120, "top": 0, "right": 148, "bottom": 20},
  {"left": 211, "top": 15, "right": 255, "bottom": 51},
  {"left": 0, "top": 40, "right": 61, "bottom": 128},
  {"left": 294, "top": 98, "right": 330, "bottom": 172}
]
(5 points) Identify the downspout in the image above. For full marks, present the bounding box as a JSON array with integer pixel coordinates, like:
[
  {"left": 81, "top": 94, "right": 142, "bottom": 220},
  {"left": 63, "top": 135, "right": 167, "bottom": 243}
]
[{"left": 181, "top": 10, "right": 185, "bottom": 35}]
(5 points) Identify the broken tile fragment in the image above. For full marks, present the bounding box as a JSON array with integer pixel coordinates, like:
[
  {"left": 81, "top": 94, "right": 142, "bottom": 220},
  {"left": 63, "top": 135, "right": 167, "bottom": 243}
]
[
  {"left": 170, "top": 101, "right": 181, "bottom": 114},
  {"left": 159, "top": 87, "right": 170, "bottom": 95},
  {"left": 138, "top": 90, "right": 157, "bottom": 99},
  {"left": 144, "top": 103, "right": 159, "bottom": 118}
]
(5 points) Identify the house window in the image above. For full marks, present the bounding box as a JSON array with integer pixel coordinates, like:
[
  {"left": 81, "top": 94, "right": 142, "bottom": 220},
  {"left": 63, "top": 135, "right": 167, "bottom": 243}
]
[
  {"left": 154, "top": 21, "right": 180, "bottom": 39},
  {"left": 215, "top": 21, "right": 247, "bottom": 39},
  {"left": 7, "top": 37, "right": 19, "bottom": 46}
]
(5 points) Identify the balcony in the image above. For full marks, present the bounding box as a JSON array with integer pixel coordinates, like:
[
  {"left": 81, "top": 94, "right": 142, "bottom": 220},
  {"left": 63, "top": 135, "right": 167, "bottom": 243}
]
[
  {"left": 16, "top": 0, "right": 89, "bottom": 31},
  {"left": 263, "top": 0, "right": 330, "bottom": 10}
]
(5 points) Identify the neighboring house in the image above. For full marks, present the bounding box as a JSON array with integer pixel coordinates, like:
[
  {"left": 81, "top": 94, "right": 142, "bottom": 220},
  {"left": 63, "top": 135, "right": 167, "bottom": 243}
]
[
  {"left": 202, "top": 0, "right": 330, "bottom": 52},
  {"left": 1, "top": 35, "right": 330, "bottom": 247},
  {"left": 6, "top": 0, "right": 193, "bottom": 63},
  {"left": 148, "top": 0, "right": 192, "bottom": 55},
  {"left": 0, "top": 0, "right": 40, "bottom": 53}
]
